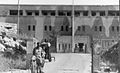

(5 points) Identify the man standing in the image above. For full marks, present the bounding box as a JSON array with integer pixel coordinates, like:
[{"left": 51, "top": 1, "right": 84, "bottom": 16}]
[
  {"left": 32, "top": 42, "right": 45, "bottom": 72},
  {"left": 45, "top": 40, "right": 51, "bottom": 62}
]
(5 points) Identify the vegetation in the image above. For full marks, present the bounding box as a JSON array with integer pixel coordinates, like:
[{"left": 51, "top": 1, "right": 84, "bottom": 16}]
[
  {"left": 0, "top": 38, "right": 28, "bottom": 72},
  {"left": 101, "top": 41, "right": 120, "bottom": 71}
]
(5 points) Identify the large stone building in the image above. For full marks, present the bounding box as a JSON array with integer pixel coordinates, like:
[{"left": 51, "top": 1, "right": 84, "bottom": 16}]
[{"left": 0, "top": 1, "right": 119, "bottom": 52}]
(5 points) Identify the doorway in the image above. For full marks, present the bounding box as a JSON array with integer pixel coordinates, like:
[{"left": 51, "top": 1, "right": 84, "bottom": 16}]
[{"left": 78, "top": 43, "right": 84, "bottom": 52}]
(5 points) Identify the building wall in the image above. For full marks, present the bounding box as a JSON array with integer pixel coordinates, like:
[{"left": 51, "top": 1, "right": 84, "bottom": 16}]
[
  {"left": 0, "top": 5, "right": 119, "bottom": 52},
  {"left": 57, "top": 36, "right": 90, "bottom": 53},
  {"left": 57, "top": 36, "right": 72, "bottom": 53}
]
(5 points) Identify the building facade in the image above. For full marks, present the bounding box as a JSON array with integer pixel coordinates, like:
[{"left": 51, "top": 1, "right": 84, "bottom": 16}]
[{"left": 0, "top": 5, "right": 119, "bottom": 52}]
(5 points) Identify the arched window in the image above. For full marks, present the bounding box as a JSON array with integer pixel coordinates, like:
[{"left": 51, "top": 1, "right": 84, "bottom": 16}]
[
  {"left": 99, "top": 26, "right": 102, "bottom": 32},
  {"left": 33, "top": 25, "right": 35, "bottom": 31},
  {"left": 49, "top": 26, "right": 52, "bottom": 31},
  {"left": 44, "top": 25, "right": 47, "bottom": 31},
  {"left": 61, "top": 26, "right": 64, "bottom": 31}
]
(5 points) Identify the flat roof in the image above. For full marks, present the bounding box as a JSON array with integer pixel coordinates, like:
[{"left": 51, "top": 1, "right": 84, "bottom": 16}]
[{"left": 0, "top": 0, "right": 119, "bottom": 5}]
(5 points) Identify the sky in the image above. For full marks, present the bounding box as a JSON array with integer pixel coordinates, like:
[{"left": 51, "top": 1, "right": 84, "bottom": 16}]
[{"left": 0, "top": 0, "right": 119, "bottom": 5}]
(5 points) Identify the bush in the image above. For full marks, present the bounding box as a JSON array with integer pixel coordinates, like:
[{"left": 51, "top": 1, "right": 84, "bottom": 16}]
[
  {"left": 0, "top": 46, "right": 28, "bottom": 72},
  {"left": 0, "top": 54, "right": 28, "bottom": 72}
]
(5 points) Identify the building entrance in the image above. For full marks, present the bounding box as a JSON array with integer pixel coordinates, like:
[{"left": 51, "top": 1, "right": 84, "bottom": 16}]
[{"left": 78, "top": 43, "right": 84, "bottom": 52}]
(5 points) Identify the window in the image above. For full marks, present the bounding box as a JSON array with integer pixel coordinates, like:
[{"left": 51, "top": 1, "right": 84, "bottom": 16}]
[
  {"left": 75, "top": 11, "right": 80, "bottom": 17},
  {"left": 35, "top": 11, "right": 39, "bottom": 16},
  {"left": 65, "top": 44, "right": 67, "bottom": 49},
  {"left": 58, "top": 10, "right": 71, "bottom": 16},
  {"left": 108, "top": 11, "right": 118, "bottom": 16},
  {"left": 99, "top": 11, "right": 105, "bottom": 16},
  {"left": 41, "top": 10, "right": 48, "bottom": 16},
  {"left": 95, "top": 26, "right": 97, "bottom": 31},
  {"left": 99, "top": 26, "right": 102, "bottom": 32},
  {"left": 116, "top": 11, "right": 120, "bottom": 16},
  {"left": 69, "top": 44, "right": 71, "bottom": 49},
  {"left": 10, "top": 10, "right": 18, "bottom": 15},
  {"left": 62, "top": 44, "right": 64, "bottom": 50},
  {"left": 78, "top": 26, "right": 81, "bottom": 31},
  {"left": 82, "top": 26, "right": 85, "bottom": 31},
  {"left": 28, "top": 25, "right": 31, "bottom": 31},
  {"left": 44, "top": 26, "right": 47, "bottom": 31},
  {"left": 112, "top": 26, "right": 114, "bottom": 31},
  {"left": 41, "top": 10, "right": 56, "bottom": 16},
  {"left": 83, "top": 11, "right": 88, "bottom": 16},
  {"left": 117, "top": 26, "right": 119, "bottom": 32},
  {"left": 91, "top": 11, "right": 96, "bottom": 16},
  {"left": 10, "top": 10, "right": 23, "bottom": 15},
  {"left": 58, "top": 11, "right": 66, "bottom": 16},
  {"left": 49, "top": 26, "right": 52, "bottom": 31},
  {"left": 50, "top": 11, "right": 56, "bottom": 16},
  {"left": 59, "top": 44, "right": 61, "bottom": 50},
  {"left": 33, "top": 25, "right": 35, "bottom": 31},
  {"left": 26, "top": 11, "right": 32, "bottom": 16},
  {"left": 66, "top": 11, "right": 72, "bottom": 16},
  {"left": 66, "top": 26, "right": 69, "bottom": 31},
  {"left": 61, "top": 26, "right": 64, "bottom": 31}
]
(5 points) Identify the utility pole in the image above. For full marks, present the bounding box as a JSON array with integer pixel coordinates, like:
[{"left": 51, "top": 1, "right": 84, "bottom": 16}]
[
  {"left": 17, "top": 0, "right": 20, "bottom": 35},
  {"left": 72, "top": 0, "right": 75, "bottom": 53}
]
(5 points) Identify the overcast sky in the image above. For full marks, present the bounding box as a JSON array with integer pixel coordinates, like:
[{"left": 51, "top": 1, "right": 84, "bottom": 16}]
[{"left": 0, "top": 0, "right": 119, "bottom": 5}]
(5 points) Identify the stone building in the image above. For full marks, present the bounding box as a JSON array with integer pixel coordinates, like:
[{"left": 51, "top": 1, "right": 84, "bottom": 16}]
[{"left": 0, "top": 1, "right": 119, "bottom": 52}]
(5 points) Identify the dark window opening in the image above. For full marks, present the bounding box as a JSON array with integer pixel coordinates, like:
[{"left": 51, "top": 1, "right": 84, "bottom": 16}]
[
  {"left": 116, "top": 11, "right": 120, "bottom": 16},
  {"left": 99, "top": 26, "right": 102, "bottom": 32},
  {"left": 108, "top": 11, "right": 117, "bottom": 16},
  {"left": 10, "top": 10, "right": 23, "bottom": 15},
  {"left": 95, "top": 26, "right": 97, "bottom": 31},
  {"left": 66, "top": 26, "right": 69, "bottom": 31},
  {"left": 28, "top": 25, "right": 31, "bottom": 31},
  {"left": 49, "top": 26, "right": 52, "bottom": 31},
  {"left": 83, "top": 11, "right": 88, "bottom": 16},
  {"left": 117, "top": 26, "right": 119, "bottom": 32},
  {"left": 51, "top": 11, "right": 56, "bottom": 16},
  {"left": 44, "top": 26, "right": 47, "bottom": 31},
  {"left": 75, "top": 11, "right": 80, "bottom": 17},
  {"left": 42, "top": 10, "right": 48, "bottom": 16},
  {"left": 78, "top": 26, "right": 81, "bottom": 31},
  {"left": 19, "top": 10, "right": 23, "bottom": 15},
  {"left": 82, "top": 26, "right": 85, "bottom": 31},
  {"left": 35, "top": 11, "right": 39, "bottom": 16},
  {"left": 66, "top": 11, "right": 72, "bottom": 16},
  {"left": 10, "top": 10, "right": 18, "bottom": 15},
  {"left": 61, "top": 26, "right": 64, "bottom": 31},
  {"left": 33, "top": 25, "right": 35, "bottom": 31},
  {"left": 100, "top": 11, "right": 105, "bottom": 16},
  {"left": 91, "top": 11, "right": 96, "bottom": 16},
  {"left": 59, "top": 44, "right": 61, "bottom": 50},
  {"left": 42, "top": 10, "right": 56, "bottom": 16},
  {"left": 58, "top": 11, "right": 66, "bottom": 16},
  {"left": 112, "top": 26, "right": 114, "bottom": 31},
  {"left": 26, "top": 11, "right": 32, "bottom": 16}
]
